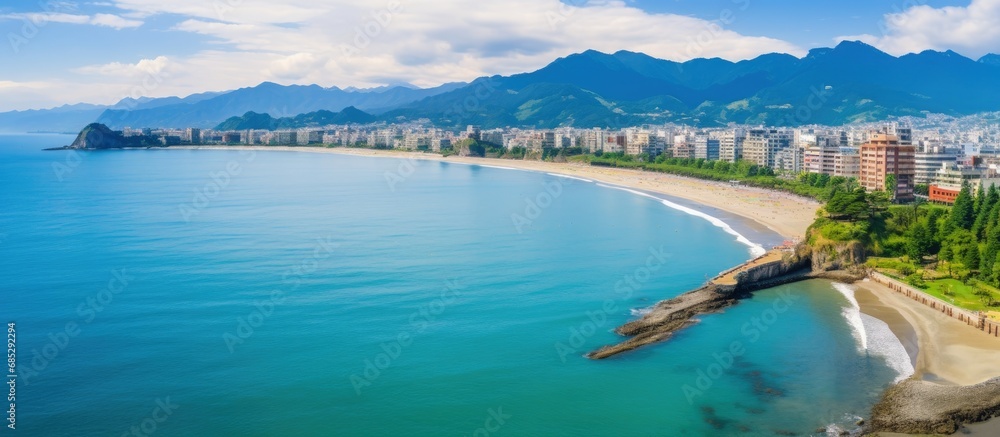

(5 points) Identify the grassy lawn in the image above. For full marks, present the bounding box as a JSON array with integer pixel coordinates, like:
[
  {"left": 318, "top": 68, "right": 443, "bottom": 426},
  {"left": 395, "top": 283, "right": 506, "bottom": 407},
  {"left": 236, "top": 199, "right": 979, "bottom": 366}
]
[
  {"left": 920, "top": 278, "right": 997, "bottom": 312},
  {"left": 869, "top": 257, "right": 1000, "bottom": 313}
]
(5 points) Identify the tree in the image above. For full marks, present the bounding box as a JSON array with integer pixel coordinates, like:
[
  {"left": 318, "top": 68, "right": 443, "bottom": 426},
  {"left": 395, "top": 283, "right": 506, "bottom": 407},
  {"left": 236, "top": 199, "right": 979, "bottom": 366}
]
[
  {"left": 963, "top": 241, "right": 981, "bottom": 270},
  {"left": 974, "top": 202, "right": 991, "bottom": 241},
  {"left": 951, "top": 181, "right": 976, "bottom": 230},
  {"left": 867, "top": 190, "right": 892, "bottom": 219},
  {"left": 974, "top": 181, "right": 984, "bottom": 216},
  {"left": 940, "top": 244, "right": 954, "bottom": 262},
  {"left": 975, "top": 185, "right": 1000, "bottom": 239},
  {"left": 982, "top": 225, "right": 1000, "bottom": 282},
  {"left": 907, "top": 221, "right": 933, "bottom": 261},
  {"left": 826, "top": 189, "right": 869, "bottom": 221}
]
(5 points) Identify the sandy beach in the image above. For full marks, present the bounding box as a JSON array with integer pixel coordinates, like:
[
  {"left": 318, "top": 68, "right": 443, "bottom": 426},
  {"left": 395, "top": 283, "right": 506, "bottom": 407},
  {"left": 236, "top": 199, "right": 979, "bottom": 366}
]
[
  {"left": 176, "top": 146, "right": 821, "bottom": 241},
  {"left": 847, "top": 281, "right": 1000, "bottom": 435},
  {"left": 854, "top": 279, "right": 1000, "bottom": 386}
]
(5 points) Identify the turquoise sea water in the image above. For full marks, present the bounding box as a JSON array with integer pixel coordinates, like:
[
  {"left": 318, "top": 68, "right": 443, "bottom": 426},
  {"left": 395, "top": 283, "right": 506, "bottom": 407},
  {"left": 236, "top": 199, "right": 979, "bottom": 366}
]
[{"left": 1, "top": 135, "right": 907, "bottom": 436}]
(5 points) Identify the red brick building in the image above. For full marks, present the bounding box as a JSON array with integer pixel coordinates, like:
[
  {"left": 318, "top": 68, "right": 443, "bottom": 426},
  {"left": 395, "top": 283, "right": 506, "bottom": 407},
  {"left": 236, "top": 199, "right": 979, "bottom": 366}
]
[{"left": 928, "top": 184, "right": 960, "bottom": 204}]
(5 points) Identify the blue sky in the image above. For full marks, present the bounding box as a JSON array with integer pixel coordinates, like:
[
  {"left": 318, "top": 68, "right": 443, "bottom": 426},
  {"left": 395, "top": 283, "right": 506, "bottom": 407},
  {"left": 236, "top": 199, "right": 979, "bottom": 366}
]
[{"left": 0, "top": 0, "right": 996, "bottom": 111}]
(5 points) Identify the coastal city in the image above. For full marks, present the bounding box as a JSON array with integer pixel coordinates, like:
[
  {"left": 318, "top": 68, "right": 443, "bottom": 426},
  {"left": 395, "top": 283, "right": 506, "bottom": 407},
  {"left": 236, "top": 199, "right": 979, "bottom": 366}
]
[
  {"left": 119, "top": 113, "right": 1000, "bottom": 206},
  {"left": 8, "top": 0, "right": 1000, "bottom": 435}
]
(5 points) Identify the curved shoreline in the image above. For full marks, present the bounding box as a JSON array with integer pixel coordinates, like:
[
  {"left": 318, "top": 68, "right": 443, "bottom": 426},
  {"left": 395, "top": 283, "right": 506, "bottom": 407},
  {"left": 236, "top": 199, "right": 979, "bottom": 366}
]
[
  {"left": 115, "top": 145, "right": 1000, "bottom": 433},
  {"left": 855, "top": 280, "right": 1000, "bottom": 434},
  {"left": 161, "top": 145, "right": 818, "bottom": 243}
]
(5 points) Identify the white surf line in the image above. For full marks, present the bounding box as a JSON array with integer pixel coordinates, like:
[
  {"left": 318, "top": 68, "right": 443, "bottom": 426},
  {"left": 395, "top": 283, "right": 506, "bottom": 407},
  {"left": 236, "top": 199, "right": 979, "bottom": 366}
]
[
  {"left": 832, "top": 282, "right": 868, "bottom": 351},
  {"left": 546, "top": 173, "right": 593, "bottom": 183},
  {"left": 861, "top": 313, "right": 916, "bottom": 383},
  {"left": 630, "top": 307, "right": 653, "bottom": 316},
  {"left": 456, "top": 162, "right": 523, "bottom": 171},
  {"left": 595, "top": 183, "right": 767, "bottom": 257}
]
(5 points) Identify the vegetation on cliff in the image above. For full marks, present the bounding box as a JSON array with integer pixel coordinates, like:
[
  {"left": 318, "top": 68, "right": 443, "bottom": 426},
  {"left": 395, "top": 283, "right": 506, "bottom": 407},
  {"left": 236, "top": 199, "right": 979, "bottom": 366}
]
[
  {"left": 809, "top": 180, "right": 1000, "bottom": 313},
  {"left": 69, "top": 123, "right": 160, "bottom": 149}
]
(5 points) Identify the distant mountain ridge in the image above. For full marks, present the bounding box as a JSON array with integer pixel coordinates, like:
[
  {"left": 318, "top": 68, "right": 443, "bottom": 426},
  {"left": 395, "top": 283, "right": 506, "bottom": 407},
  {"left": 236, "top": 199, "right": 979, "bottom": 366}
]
[
  {"left": 215, "top": 107, "right": 376, "bottom": 130},
  {"left": 95, "top": 82, "right": 465, "bottom": 129},
  {"left": 383, "top": 42, "right": 1000, "bottom": 128},
  {"left": 0, "top": 82, "right": 463, "bottom": 132},
  {"left": 5, "top": 42, "right": 1000, "bottom": 132}
]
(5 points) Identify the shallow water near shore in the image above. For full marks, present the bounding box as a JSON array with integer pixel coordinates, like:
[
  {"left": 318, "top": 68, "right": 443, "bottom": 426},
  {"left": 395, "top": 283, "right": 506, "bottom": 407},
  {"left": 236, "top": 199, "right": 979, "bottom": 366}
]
[{"left": 3, "top": 135, "right": 907, "bottom": 436}]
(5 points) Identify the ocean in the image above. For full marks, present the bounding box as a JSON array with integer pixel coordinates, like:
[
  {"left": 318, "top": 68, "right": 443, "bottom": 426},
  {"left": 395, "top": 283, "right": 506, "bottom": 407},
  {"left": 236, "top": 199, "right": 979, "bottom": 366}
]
[{"left": 1, "top": 134, "right": 909, "bottom": 436}]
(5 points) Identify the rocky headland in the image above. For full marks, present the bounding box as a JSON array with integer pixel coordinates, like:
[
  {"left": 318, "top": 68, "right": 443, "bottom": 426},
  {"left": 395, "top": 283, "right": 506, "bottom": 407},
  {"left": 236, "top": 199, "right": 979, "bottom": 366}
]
[{"left": 45, "top": 123, "right": 163, "bottom": 150}]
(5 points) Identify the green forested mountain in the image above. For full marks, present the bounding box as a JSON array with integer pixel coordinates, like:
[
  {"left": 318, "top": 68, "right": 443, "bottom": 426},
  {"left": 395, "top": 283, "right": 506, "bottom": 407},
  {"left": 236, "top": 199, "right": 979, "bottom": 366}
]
[{"left": 214, "top": 107, "right": 376, "bottom": 130}]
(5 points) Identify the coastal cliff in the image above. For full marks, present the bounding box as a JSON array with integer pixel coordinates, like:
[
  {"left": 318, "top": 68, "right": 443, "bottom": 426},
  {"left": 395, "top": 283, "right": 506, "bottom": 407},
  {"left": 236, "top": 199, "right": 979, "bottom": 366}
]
[
  {"left": 587, "top": 242, "right": 865, "bottom": 359},
  {"left": 810, "top": 239, "right": 866, "bottom": 272}
]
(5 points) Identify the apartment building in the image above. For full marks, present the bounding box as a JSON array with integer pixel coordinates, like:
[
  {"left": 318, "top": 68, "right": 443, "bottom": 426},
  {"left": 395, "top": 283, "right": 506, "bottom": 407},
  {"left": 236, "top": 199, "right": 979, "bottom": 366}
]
[{"left": 860, "top": 133, "right": 916, "bottom": 201}]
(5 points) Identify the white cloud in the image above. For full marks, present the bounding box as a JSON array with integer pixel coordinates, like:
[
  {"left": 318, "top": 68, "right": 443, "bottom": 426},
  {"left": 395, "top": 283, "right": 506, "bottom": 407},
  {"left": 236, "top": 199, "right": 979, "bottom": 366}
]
[
  {"left": 74, "top": 56, "right": 172, "bottom": 77},
  {"left": 0, "top": 12, "right": 142, "bottom": 29},
  {"left": 1, "top": 12, "right": 89, "bottom": 25},
  {"left": 266, "top": 53, "right": 323, "bottom": 80},
  {"left": 108, "top": 0, "right": 804, "bottom": 88},
  {"left": 836, "top": 0, "right": 1000, "bottom": 57},
  {"left": 89, "top": 13, "right": 143, "bottom": 29},
  {"left": 1, "top": 0, "right": 807, "bottom": 110}
]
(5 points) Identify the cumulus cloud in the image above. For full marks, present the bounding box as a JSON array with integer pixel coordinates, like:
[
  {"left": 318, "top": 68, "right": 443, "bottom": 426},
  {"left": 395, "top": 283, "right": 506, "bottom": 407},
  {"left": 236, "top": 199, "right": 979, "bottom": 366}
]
[
  {"left": 1, "top": 0, "right": 809, "bottom": 110},
  {"left": 108, "top": 0, "right": 804, "bottom": 89},
  {"left": 836, "top": 0, "right": 1000, "bottom": 57}
]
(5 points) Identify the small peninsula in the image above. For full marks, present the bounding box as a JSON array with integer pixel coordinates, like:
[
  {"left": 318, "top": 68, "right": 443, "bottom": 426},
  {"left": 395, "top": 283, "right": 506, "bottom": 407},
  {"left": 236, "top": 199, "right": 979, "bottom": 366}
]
[{"left": 59, "top": 123, "right": 162, "bottom": 149}]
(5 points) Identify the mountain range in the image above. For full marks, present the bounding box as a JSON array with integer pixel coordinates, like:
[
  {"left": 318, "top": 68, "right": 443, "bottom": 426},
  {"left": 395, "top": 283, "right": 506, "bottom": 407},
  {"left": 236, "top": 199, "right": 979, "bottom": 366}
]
[
  {"left": 383, "top": 41, "right": 1000, "bottom": 128},
  {"left": 215, "top": 107, "right": 376, "bottom": 131},
  {"left": 6, "top": 41, "right": 1000, "bottom": 132}
]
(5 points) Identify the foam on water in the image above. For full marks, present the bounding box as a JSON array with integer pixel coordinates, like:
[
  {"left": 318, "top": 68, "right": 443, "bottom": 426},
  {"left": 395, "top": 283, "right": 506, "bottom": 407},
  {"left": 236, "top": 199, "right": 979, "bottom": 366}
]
[
  {"left": 596, "top": 183, "right": 767, "bottom": 257},
  {"left": 861, "top": 313, "right": 916, "bottom": 383},
  {"left": 832, "top": 282, "right": 868, "bottom": 351},
  {"left": 546, "top": 172, "right": 593, "bottom": 183},
  {"left": 830, "top": 283, "right": 915, "bottom": 383},
  {"left": 630, "top": 307, "right": 652, "bottom": 316}
]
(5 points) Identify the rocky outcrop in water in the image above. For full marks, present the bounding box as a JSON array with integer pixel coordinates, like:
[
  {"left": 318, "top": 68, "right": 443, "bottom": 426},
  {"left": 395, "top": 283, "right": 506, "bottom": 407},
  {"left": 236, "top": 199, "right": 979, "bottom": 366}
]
[
  {"left": 67, "top": 123, "right": 160, "bottom": 149},
  {"left": 70, "top": 123, "right": 127, "bottom": 149},
  {"left": 587, "top": 244, "right": 864, "bottom": 359}
]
